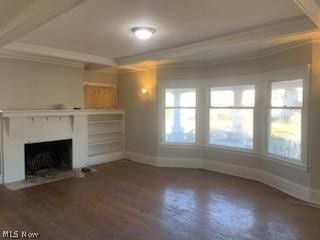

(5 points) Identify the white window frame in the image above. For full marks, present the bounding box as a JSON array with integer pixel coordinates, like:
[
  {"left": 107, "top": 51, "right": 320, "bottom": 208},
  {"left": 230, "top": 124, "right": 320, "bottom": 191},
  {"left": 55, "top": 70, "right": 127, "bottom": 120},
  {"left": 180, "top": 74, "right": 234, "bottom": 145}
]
[
  {"left": 159, "top": 81, "right": 199, "bottom": 146},
  {"left": 206, "top": 81, "right": 256, "bottom": 153},
  {"left": 205, "top": 74, "right": 260, "bottom": 154},
  {"left": 158, "top": 65, "right": 309, "bottom": 170},
  {"left": 263, "top": 66, "right": 309, "bottom": 167}
]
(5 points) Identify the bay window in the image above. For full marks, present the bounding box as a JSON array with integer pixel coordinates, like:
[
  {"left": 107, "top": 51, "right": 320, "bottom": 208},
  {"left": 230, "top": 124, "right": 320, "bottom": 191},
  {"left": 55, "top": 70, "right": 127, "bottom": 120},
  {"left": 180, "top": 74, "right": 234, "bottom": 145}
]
[
  {"left": 209, "top": 85, "right": 255, "bottom": 150},
  {"left": 160, "top": 66, "right": 308, "bottom": 168}
]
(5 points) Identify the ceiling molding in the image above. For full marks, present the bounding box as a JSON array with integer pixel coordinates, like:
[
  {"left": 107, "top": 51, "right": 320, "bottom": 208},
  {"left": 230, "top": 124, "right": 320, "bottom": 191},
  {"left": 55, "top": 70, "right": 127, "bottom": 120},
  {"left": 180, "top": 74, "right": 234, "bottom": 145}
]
[
  {"left": 0, "top": 48, "right": 84, "bottom": 68},
  {"left": 294, "top": 0, "right": 320, "bottom": 27},
  {"left": 2, "top": 30, "right": 318, "bottom": 72},
  {"left": 154, "top": 40, "right": 312, "bottom": 70},
  {"left": 117, "top": 35, "right": 318, "bottom": 73},
  {"left": 115, "top": 17, "right": 314, "bottom": 66},
  {"left": 110, "top": 39, "right": 314, "bottom": 74},
  {"left": 3, "top": 42, "right": 115, "bottom": 66},
  {"left": 0, "top": 0, "right": 88, "bottom": 47}
]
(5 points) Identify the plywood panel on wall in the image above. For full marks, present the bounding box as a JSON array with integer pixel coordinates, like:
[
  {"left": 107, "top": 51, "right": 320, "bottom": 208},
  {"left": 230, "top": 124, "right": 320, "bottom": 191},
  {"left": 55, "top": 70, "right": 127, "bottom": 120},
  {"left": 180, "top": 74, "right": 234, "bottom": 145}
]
[{"left": 84, "top": 85, "right": 117, "bottom": 109}]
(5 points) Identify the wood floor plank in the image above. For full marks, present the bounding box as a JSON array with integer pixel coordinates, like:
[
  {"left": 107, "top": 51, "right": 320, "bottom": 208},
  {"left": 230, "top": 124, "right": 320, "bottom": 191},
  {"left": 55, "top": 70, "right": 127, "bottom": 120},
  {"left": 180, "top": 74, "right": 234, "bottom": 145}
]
[{"left": 0, "top": 160, "right": 319, "bottom": 240}]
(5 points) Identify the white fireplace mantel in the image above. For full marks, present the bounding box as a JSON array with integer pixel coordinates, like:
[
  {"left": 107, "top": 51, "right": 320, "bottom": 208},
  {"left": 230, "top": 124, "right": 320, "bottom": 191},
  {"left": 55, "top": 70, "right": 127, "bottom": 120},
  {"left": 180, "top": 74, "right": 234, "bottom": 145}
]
[{"left": 0, "top": 109, "right": 124, "bottom": 184}]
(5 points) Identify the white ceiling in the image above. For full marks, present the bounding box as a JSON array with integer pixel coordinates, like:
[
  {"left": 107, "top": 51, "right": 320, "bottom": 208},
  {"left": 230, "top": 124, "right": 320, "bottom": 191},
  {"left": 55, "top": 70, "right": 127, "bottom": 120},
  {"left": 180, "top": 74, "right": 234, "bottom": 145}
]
[
  {"left": 0, "top": 0, "right": 36, "bottom": 28},
  {"left": 18, "top": 0, "right": 307, "bottom": 59}
]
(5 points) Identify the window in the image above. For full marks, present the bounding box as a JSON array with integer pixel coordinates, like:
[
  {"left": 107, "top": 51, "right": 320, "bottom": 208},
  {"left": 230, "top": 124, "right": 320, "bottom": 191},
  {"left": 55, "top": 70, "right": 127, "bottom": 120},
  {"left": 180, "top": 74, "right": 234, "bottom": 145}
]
[
  {"left": 268, "top": 79, "right": 303, "bottom": 161},
  {"left": 209, "top": 85, "right": 255, "bottom": 150},
  {"left": 164, "top": 88, "right": 196, "bottom": 143}
]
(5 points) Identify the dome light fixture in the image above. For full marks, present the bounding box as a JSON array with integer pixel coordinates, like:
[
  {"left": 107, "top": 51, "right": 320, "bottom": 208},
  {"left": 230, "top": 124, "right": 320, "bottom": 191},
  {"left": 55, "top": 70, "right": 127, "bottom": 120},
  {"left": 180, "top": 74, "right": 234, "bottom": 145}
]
[{"left": 131, "top": 27, "right": 156, "bottom": 40}]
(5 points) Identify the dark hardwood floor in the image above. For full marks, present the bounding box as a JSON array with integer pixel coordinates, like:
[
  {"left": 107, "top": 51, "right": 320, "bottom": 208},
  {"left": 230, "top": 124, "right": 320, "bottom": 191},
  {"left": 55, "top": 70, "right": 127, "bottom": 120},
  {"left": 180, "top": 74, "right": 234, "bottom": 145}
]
[{"left": 0, "top": 160, "right": 319, "bottom": 240}]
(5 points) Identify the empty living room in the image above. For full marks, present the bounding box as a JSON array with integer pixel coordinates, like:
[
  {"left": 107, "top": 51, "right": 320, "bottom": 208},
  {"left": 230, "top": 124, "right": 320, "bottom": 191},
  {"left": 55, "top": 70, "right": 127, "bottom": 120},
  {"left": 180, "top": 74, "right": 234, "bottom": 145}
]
[{"left": 1, "top": 0, "right": 320, "bottom": 239}]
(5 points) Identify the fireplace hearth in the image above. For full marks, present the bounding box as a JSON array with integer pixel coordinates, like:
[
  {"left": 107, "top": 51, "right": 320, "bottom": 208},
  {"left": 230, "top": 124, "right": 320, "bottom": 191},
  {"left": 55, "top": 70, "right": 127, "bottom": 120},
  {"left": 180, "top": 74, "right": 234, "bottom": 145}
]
[{"left": 25, "top": 139, "right": 72, "bottom": 178}]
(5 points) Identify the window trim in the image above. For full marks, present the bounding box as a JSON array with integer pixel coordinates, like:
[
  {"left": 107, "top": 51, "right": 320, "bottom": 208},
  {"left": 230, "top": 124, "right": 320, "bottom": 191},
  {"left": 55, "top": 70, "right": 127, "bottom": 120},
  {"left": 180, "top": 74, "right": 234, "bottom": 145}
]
[
  {"left": 160, "top": 85, "right": 198, "bottom": 145},
  {"left": 207, "top": 84, "right": 256, "bottom": 152},
  {"left": 261, "top": 65, "right": 310, "bottom": 167},
  {"left": 265, "top": 77, "right": 309, "bottom": 166}
]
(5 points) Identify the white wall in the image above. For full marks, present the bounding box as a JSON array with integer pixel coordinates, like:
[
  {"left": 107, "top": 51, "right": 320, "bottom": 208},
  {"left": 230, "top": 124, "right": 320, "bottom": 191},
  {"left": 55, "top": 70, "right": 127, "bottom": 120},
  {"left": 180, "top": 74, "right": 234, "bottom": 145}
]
[
  {"left": 118, "top": 70, "right": 158, "bottom": 156},
  {"left": 0, "top": 58, "right": 84, "bottom": 109}
]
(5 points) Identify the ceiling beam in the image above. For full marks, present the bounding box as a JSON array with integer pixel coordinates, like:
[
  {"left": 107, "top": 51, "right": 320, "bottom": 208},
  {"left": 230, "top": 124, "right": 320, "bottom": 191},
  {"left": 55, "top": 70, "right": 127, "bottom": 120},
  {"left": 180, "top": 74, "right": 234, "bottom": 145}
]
[
  {"left": 3, "top": 42, "right": 115, "bottom": 66},
  {"left": 0, "top": 0, "right": 88, "bottom": 47},
  {"left": 294, "top": 0, "right": 320, "bottom": 27},
  {"left": 115, "top": 17, "right": 314, "bottom": 66}
]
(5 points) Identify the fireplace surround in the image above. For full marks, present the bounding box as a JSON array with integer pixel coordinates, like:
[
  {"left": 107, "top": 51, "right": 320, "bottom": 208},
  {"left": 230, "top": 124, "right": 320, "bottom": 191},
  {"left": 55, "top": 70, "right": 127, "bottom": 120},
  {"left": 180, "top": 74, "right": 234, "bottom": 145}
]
[
  {"left": 0, "top": 110, "right": 88, "bottom": 183},
  {"left": 0, "top": 109, "right": 125, "bottom": 184}
]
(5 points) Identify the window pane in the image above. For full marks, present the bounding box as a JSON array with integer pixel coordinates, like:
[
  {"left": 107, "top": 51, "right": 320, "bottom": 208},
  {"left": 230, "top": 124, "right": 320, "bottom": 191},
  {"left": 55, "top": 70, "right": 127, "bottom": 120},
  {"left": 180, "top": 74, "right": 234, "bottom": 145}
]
[
  {"left": 271, "top": 79, "right": 303, "bottom": 107},
  {"left": 165, "top": 109, "right": 195, "bottom": 143},
  {"left": 211, "top": 85, "right": 255, "bottom": 107},
  {"left": 209, "top": 109, "right": 253, "bottom": 149},
  {"left": 242, "top": 89, "right": 255, "bottom": 107},
  {"left": 165, "top": 88, "right": 196, "bottom": 107},
  {"left": 211, "top": 89, "right": 234, "bottom": 107},
  {"left": 268, "top": 109, "right": 301, "bottom": 160}
]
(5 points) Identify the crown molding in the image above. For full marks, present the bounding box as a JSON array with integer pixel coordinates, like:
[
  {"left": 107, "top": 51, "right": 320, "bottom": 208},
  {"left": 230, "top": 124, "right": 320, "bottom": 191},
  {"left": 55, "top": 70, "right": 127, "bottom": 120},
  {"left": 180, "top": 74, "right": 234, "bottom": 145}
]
[
  {"left": 0, "top": 48, "right": 84, "bottom": 68},
  {"left": 115, "top": 17, "right": 315, "bottom": 66},
  {"left": 2, "top": 35, "right": 315, "bottom": 71},
  {"left": 118, "top": 41, "right": 312, "bottom": 73},
  {"left": 118, "top": 37, "right": 316, "bottom": 72},
  {"left": 3, "top": 42, "right": 115, "bottom": 66},
  {"left": 154, "top": 40, "right": 312, "bottom": 70},
  {"left": 294, "top": 0, "right": 320, "bottom": 28},
  {"left": 0, "top": 0, "right": 87, "bottom": 47}
]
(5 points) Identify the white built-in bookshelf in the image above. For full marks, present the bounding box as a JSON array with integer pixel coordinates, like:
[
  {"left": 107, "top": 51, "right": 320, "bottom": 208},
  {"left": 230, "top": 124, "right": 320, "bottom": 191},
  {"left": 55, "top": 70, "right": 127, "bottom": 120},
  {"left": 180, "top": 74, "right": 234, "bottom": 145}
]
[{"left": 87, "top": 110, "right": 125, "bottom": 164}]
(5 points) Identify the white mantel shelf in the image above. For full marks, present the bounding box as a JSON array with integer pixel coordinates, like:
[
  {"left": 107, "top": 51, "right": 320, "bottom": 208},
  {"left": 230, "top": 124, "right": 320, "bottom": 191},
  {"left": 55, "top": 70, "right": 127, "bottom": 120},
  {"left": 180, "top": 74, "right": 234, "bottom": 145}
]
[{"left": 0, "top": 109, "right": 124, "bottom": 117}]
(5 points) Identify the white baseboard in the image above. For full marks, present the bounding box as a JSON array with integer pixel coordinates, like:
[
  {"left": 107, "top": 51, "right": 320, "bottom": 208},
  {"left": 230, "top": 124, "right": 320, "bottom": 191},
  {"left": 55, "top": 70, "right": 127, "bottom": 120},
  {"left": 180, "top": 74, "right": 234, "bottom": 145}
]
[
  {"left": 125, "top": 151, "right": 320, "bottom": 205},
  {"left": 124, "top": 152, "right": 203, "bottom": 168},
  {"left": 310, "top": 188, "right": 320, "bottom": 204},
  {"left": 125, "top": 152, "right": 156, "bottom": 166},
  {"left": 257, "top": 169, "right": 311, "bottom": 202},
  {"left": 203, "top": 159, "right": 312, "bottom": 203},
  {"left": 88, "top": 151, "right": 124, "bottom": 166},
  {"left": 203, "top": 159, "right": 259, "bottom": 181}
]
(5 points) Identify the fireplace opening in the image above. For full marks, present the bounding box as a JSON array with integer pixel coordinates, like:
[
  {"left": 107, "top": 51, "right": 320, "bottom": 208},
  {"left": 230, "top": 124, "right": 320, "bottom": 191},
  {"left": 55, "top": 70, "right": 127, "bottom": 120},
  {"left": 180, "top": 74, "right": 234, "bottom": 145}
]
[{"left": 25, "top": 139, "right": 72, "bottom": 178}]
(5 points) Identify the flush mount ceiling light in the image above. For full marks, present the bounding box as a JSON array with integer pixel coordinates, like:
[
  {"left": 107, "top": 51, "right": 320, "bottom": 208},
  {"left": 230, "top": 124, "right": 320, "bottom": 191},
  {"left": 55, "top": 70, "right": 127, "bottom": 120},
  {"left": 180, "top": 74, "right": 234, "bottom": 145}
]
[{"left": 131, "top": 27, "right": 156, "bottom": 40}]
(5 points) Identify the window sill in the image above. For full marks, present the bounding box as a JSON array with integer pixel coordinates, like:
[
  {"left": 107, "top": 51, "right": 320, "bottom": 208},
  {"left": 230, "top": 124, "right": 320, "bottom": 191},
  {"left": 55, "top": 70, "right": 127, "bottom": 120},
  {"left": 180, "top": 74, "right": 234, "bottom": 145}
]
[{"left": 159, "top": 143, "right": 201, "bottom": 149}]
